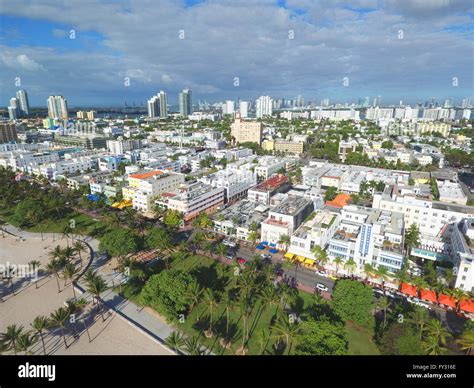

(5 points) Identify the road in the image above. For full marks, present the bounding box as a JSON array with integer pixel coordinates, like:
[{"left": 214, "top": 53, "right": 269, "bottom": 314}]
[{"left": 222, "top": 240, "right": 336, "bottom": 293}]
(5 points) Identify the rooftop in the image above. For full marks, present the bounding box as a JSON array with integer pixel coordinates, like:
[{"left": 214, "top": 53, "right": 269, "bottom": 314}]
[
  {"left": 254, "top": 174, "right": 288, "bottom": 192},
  {"left": 270, "top": 195, "right": 312, "bottom": 216},
  {"left": 129, "top": 170, "right": 164, "bottom": 180}
]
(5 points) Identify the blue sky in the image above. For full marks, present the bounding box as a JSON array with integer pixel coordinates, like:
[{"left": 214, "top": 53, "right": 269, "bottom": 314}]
[{"left": 0, "top": 0, "right": 473, "bottom": 107}]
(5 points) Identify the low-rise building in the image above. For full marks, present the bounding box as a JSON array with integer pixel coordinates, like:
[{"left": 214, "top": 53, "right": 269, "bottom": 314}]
[
  {"left": 261, "top": 196, "right": 314, "bottom": 248},
  {"left": 157, "top": 181, "right": 225, "bottom": 222},
  {"left": 247, "top": 174, "right": 290, "bottom": 205}
]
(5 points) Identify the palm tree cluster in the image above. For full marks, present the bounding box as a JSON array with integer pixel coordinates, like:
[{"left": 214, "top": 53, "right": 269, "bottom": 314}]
[
  {"left": 170, "top": 257, "right": 301, "bottom": 355},
  {"left": 46, "top": 245, "right": 84, "bottom": 294},
  {"left": 0, "top": 298, "right": 88, "bottom": 355},
  {"left": 83, "top": 269, "right": 109, "bottom": 321}
]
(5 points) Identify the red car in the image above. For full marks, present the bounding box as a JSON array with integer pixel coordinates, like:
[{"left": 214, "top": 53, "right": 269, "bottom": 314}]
[{"left": 237, "top": 257, "right": 246, "bottom": 264}]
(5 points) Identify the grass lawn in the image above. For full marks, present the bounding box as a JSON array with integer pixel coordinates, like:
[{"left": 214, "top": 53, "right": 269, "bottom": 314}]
[
  {"left": 113, "top": 252, "right": 381, "bottom": 356},
  {"left": 1, "top": 206, "right": 109, "bottom": 237},
  {"left": 346, "top": 321, "right": 380, "bottom": 355}
]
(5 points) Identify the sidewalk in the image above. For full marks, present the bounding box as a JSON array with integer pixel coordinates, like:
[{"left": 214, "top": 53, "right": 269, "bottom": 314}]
[
  {"left": 76, "top": 245, "right": 176, "bottom": 354},
  {"left": 4, "top": 223, "right": 177, "bottom": 354}
]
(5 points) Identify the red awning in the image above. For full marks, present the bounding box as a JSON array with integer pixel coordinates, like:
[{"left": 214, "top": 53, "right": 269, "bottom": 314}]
[
  {"left": 400, "top": 283, "right": 417, "bottom": 297},
  {"left": 438, "top": 294, "right": 456, "bottom": 309},
  {"left": 459, "top": 300, "right": 474, "bottom": 314},
  {"left": 419, "top": 289, "right": 437, "bottom": 303}
]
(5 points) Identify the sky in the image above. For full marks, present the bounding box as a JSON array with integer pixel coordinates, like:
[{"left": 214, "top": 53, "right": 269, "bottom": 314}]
[{"left": 0, "top": 0, "right": 473, "bottom": 107}]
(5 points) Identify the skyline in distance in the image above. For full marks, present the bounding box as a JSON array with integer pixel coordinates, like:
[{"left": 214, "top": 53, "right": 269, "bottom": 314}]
[{"left": 1, "top": 0, "right": 473, "bottom": 106}]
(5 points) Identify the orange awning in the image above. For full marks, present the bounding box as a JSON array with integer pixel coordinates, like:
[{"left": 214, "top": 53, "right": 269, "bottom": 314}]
[
  {"left": 419, "top": 289, "right": 437, "bottom": 303},
  {"left": 438, "top": 294, "right": 456, "bottom": 309},
  {"left": 459, "top": 300, "right": 474, "bottom": 314},
  {"left": 400, "top": 283, "right": 417, "bottom": 297}
]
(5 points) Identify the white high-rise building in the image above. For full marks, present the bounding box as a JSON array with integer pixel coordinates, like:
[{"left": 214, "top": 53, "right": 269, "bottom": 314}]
[
  {"left": 147, "top": 95, "right": 160, "bottom": 118},
  {"left": 47, "top": 95, "right": 68, "bottom": 119},
  {"left": 9, "top": 98, "right": 20, "bottom": 119},
  {"left": 239, "top": 101, "right": 249, "bottom": 118},
  {"left": 158, "top": 90, "right": 168, "bottom": 119},
  {"left": 179, "top": 89, "right": 193, "bottom": 117},
  {"left": 256, "top": 96, "right": 273, "bottom": 118},
  {"left": 16, "top": 90, "right": 30, "bottom": 116},
  {"left": 225, "top": 100, "right": 235, "bottom": 115}
]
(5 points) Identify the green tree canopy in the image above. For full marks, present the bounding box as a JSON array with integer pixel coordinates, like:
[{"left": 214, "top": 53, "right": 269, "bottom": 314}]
[
  {"left": 295, "top": 317, "right": 348, "bottom": 355},
  {"left": 99, "top": 228, "right": 140, "bottom": 257},
  {"left": 331, "top": 280, "right": 375, "bottom": 329},
  {"left": 140, "top": 269, "right": 196, "bottom": 321}
]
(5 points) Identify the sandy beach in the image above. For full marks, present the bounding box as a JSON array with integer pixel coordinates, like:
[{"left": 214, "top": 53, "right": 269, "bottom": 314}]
[{"left": 0, "top": 233, "right": 172, "bottom": 355}]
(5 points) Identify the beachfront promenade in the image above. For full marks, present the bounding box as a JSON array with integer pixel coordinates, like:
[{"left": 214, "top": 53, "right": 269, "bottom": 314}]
[{"left": 1, "top": 224, "right": 175, "bottom": 355}]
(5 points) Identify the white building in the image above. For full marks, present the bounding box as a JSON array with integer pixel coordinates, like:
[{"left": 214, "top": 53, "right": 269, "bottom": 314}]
[
  {"left": 156, "top": 181, "right": 225, "bottom": 222},
  {"left": 199, "top": 168, "right": 257, "bottom": 202},
  {"left": 256, "top": 96, "right": 273, "bottom": 118},
  {"left": 261, "top": 196, "right": 313, "bottom": 248},
  {"left": 451, "top": 219, "right": 474, "bottom": 292},
  {"left": 326, "top": 205, "right": 405, "bottom": 273}
]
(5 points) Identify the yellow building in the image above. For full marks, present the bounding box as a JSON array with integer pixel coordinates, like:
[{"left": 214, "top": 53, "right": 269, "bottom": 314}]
[
  {"left": 274, "top": 140, "right": 304, "bottom": 155},
  {"left": 417, "top": 122, "right": 451, "bottom": 137},
  {"left": 230, "top": 113, "right": 263, "bottom": 145},
  {"left": 262, "top": 139, "right": 275, "bottom": 151}
]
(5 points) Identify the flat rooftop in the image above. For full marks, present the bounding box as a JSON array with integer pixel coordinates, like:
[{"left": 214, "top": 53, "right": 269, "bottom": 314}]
[{"left": 270, "top": 195, "right": 312, "bottom": 216}]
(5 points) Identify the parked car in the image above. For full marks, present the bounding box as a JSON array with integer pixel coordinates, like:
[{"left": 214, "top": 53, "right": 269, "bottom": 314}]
[
  {"left": 328, "top": 275, "right": 338, "bottom": 281},
  {"left": 315, "top": 283, "right": 329, "bottom": 292},
  {"left": 317, "top": 270, "right": 328, "bottom": 277},
  {"left": 260, "top": 253, "right": 272, "bottom": 260},
  {"left": 226, "top": 253, "right": 235, "bottom": 260},
  {"left": 373, "top": 288, "right": 385, "bottom": 296},
  {"left": 223, "top": 240, "right": 236, "bottom": 248},
  {"left": 237, "top": 257, "right": 246, "bottom": 264}
]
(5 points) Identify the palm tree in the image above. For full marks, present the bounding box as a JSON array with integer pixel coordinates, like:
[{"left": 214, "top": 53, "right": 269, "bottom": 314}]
[
  {"left": 404, "top": 223, "right": 420, "bottom": 257},
  {"left": 311, "top": 245, "right": 328, "bottom": 266},
  {"left": 28, "top": 260, "right": 41, "bottom": 288},
  {"left": 408, "top": 306, "right": 430, "bottom": 340},
  {"left": 182, "top": 336, "right": 203, "bottom": 355},
  {"left": 63, "top": 263, "right": 80, "bottom": 298},
  {"left": 277, "top": 234, "right": 291, "bottom": 250},
  {"left": 257, "top": 328, "right": 270, "bottom": 355},
  {"left": 424, "top": 335, "right": 447, "bottom": 355},
  {"left": 165, "top": 332, "right": 184, "bottom": 354},
  {"left": 344, "top": 258, "right": 357, "bottom": 276},
  {"left": 363, "top": 263, "right": 375, "bottom": 283},
  {"left": 84, "top": 268, "right": 98, "bottom": 285},
  {"left": 49, "top": 307, "right": 70, "bottom": 349},
  {"left": 456, "top": 327, "right": 474, "bottom": 355},
  {"left": 46, "top": 259, "right": 61, "bottom": 293},
  {"left": 394, "top": 270, "right": 409, "bottom": 288},
  {"left": 272, "top": 314, "right": 300, "bottom": 355},
  {"left": 333, "top": 257, "right": 343, "bottom": 275},
  {"left": 85, "top": 275, "right": 108, "bottom": 321},
  {"left": 72, "top": 240, "right": 86, "bottom": 267},
  {"left": 1, "top": 324, "right": 24, "bottom": 355},
  {"left": 375, "top": 266, "right": 390, "bottom": 288},
  {"left": 236, "top": 295, "right": 252, "bottom": 355},
  {"left": 221, "top": 290, "right": 236, "bottom": 348},
  {"left": 424, "top": 318, "right": 451, "bottom": 355},
  {"left": 186, "top": 283, "right": 204, "bottom": 322},
  {"left": 31, "top": 316, "right": 51, "bottom": 355},
  {"left": 377, "top": 297, "right": 391, "bottom": 330},
  {"left": 203, "top": 289, "right": 219, "bottom": 338},
  {"left": 49, "top": 245, "right": 64, "bottom": 261},
  {"left": 449, "top": 289, "right": 470, "bottom": 312},
  {"left": 16, "top": 332, "right": 38, "bottom": 355},
  {"left": 214, "top": 243, "right": 227, "bottom": 258}
]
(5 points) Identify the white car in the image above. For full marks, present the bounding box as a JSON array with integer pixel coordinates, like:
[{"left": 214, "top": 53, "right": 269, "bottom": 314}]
[
  {"left": 223, "top": 240, "right": 236, "bottom": 247},
  {"left": 317, "top": 270, "right": 328, "bottom": 277},
  {"left": 315, "top": 283, "right": 329, "bottom": 292},
  {"left": 373, "top": 289, "right": 385, "bottom": 296}
]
